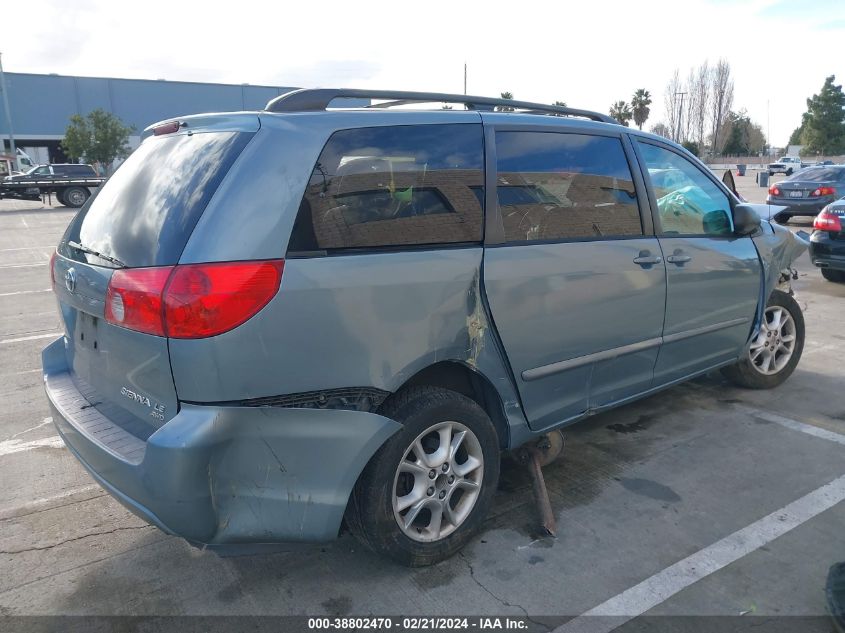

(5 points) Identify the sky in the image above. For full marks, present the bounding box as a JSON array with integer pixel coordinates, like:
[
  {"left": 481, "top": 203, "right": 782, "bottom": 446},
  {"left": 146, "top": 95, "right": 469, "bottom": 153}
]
[{"left": 2, "top": 0, "right": 844, "bottom": 147}]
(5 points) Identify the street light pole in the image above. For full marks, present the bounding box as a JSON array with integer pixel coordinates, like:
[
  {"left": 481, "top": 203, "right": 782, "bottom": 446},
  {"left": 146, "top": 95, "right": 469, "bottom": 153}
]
[{"left": 0, "top": 52, "right": 19, "bottom": 171}]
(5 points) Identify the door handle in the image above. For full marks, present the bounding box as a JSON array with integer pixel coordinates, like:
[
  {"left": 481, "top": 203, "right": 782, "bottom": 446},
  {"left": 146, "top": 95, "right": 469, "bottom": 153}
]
[
  {"left": 633, "top": 253, "right": 662, "bottom": 266},
  {"left": 666, "top": 250, "right": 692, "bottom": 265}
]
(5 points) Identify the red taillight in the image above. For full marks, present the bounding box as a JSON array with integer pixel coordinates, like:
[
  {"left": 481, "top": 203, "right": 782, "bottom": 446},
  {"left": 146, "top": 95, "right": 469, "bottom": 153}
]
[
  {"left": 153, "top": 121, "right": 181, "bottom": 136},
  {"left": 814, "top": 209, "right": 843, "bottom": 232},
  {"left": 104, "top": 260, "right": 283, "bottom": 338},
  {"left": 105, "top": 267, "right": 173, "bottom": 336},
  {"left": 810, "top": 186, "right": 836, "bottom": 197},
  {"left": 164, "top": 261, "right": 284, "bottom": 338},
  {"left": 769, "top": 185, "right": 781, "bottom": 196},
  {"left": 49, "top": 252, "right": 57, "bottom": 290}
]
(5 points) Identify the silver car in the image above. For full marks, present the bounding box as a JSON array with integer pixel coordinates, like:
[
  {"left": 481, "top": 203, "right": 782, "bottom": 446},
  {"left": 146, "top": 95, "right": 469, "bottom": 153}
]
[{"left": 43, "top": 89, "right": 808, "bottom": 566}]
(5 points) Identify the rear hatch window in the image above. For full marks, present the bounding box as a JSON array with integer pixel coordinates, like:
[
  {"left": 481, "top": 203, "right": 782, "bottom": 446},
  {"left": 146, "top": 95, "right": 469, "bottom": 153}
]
[
  {"left": 51, "top": 127, "right": 254, "bottom": 436},
  {"left": 59, "top": 130, "right": 253, "bottom": 267}
]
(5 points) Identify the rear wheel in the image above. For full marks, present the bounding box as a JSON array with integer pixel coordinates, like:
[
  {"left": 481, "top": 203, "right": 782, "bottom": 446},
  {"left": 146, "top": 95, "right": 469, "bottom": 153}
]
[
  {"left": 773, "top": 212, "right": 790, "bottom": 224},
  {"left": 721, "top": 290, "right": 804, "bottom": 389},
  {"left": 768, "top": 171, "right": 774, "bottom": 177},
  {"left": 60, "top": 187, "right": 89, "bottom": 208},
  {"left": 786, "top": 168, "right": 793, "bottom": 176},
  {"left": 346, "top": 386, "right": 500, "bottom": 567},
  {"left": 821, "top": 268, "right": 845, "bottom": 283}
]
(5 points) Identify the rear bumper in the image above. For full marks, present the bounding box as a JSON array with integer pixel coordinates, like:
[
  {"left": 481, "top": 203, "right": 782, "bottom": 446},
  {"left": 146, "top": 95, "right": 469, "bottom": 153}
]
[
  {"left": 42, "top": 338, "right": 401, "bottom": 546},
  {"left": 765, "top": 198, "right": 830, "bottom": 217},
  {"left": 810, "top": 231, "right": 845, "bottom": 271}
]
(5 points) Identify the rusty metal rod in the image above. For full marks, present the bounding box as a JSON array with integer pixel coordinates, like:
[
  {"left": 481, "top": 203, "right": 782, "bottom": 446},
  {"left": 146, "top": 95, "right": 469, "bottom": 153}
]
[{"left": 525, "top": 445, "right": 557, "bottom": 537}]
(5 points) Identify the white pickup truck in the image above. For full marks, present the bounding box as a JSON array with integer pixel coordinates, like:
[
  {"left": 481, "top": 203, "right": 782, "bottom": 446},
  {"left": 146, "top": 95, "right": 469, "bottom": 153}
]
[{"left": 768, "top": 156, "right": 805, "bottom": 176}]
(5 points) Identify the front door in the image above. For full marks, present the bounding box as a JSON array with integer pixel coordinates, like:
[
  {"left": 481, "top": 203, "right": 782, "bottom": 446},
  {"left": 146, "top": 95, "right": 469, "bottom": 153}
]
[
  {"left": 482, "top": 128, "right": 667, "bottom": 430},
  {"left": 634, "top": 140, "right": 761, "bottom": 385}
]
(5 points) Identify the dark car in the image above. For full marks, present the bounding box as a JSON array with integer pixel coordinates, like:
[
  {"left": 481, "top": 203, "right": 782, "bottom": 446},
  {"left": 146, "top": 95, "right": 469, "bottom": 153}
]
[
  {"left": 6, "top": 163, "right": 97, "bottom": 181},
  {"left": 809, "top": 200, "right": 845, "bottom": 282},
  {"left": 767, "top": 166, "right": 845, "bottom": 223}
]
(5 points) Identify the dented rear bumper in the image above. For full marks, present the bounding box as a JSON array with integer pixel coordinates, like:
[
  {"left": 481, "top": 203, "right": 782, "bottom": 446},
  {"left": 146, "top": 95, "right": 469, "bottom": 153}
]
[{"left": 42, "top": 337, "right": 401, "bottom": 547}]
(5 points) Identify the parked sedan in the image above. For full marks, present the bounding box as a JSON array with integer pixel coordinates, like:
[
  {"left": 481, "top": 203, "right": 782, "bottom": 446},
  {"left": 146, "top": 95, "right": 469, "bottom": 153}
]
[
  {"left": 768, "top": 166, "right": 845, "bottom": 223},
  {"left": 810, "top": 201, "right": 845, "bottom": 282}
]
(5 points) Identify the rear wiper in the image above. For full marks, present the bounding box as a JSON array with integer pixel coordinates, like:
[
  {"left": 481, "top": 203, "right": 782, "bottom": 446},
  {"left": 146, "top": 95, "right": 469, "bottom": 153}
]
[{"left": 67, "top": 241, "right": 127, "bottom": 268}]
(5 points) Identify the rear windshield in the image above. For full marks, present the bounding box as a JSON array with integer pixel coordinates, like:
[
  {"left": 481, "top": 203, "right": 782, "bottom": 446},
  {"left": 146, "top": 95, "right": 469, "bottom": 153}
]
[
  {"left": 60, "top": 131, "right": 253, "bottom": 268},
  {"left": 787, "top": 167, "right": 845, "bottom": 182}
]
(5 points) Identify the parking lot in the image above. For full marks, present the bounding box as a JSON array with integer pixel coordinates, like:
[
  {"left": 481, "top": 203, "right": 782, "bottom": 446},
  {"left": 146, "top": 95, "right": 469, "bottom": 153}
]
[{"left": 1, "top": 174, "right": 843, "bottom": 629}]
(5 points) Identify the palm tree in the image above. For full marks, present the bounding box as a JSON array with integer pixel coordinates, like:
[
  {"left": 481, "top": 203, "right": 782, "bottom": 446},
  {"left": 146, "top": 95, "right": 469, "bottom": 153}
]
[
  {"left": 631, "top": 89, "right": 652, "bottom": 130},
  {"left": 609, "top": 101, "right": 633, "bottom": 127},
  {"left": 497, "top": 91, "right": 515, "bottom": 112}
]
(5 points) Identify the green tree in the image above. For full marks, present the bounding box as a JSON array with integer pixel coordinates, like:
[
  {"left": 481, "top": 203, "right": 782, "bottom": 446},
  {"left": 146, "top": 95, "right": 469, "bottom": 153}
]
[
  {"left": 553, "top": 100, "right": 567, "bottom": 107},
  {"left": 609, "top": 100, "right": 632, "bottom": 126},
  {"left": 631, "top": 89, "right": 652, "bottom": 130},
  {"left": 681, "top": 140, "right": 700, "bottom": 157},
  {"left": 496, "top": 91, "right": 515, "bottom": 112},
  {"left": 62, "top": 109, "right": 135, "bottom": 174},
  {"left": 800, "top": 75, "right": 845, "bottom": 154}
]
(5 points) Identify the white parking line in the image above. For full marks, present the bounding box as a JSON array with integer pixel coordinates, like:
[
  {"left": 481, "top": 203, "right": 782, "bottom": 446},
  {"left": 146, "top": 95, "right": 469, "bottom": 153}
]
[
  {"left": 0, "top": 289, "right": 51, "bottom": 297},
  {"left": 0, "top": 262, "right": 44, "bottom": 269},
  {"left": 0, "top": 246, "right": 53, "bottom": 252},
  {"left": 4, "top": 417, "right": 52, "bottom": 441},
  {"left": 0, "top": 435, "right": 64, "bottom": 457},
  {"left": 0, "top": 332, "right": 62, "bottom": 345},
  {"left": 738, "top": 406, "right": 845, "bottom": 446},
  {"left": 556, "top": 473, "right": 845, "bottom": 633},
  {"left": 0, "top": 484, "right": 101, "bottom": 521}
]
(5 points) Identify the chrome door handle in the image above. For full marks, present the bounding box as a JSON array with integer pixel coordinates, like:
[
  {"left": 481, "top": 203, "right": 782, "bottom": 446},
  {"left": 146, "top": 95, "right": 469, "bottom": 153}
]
[
  {"left": 666, "top": 254, "right": 692, "bottom": 264},
  {"left": 633, "top": 255, "right": 662, "bottom": 266}
]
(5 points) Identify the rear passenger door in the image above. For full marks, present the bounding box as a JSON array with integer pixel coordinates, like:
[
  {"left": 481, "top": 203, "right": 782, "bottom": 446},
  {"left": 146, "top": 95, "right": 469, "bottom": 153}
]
[
  {"left": 634, "top": 140, "right": 761, "bottom": 384},
  {"left": 482, "top": 125, "right": 667, "bottom": 430}
]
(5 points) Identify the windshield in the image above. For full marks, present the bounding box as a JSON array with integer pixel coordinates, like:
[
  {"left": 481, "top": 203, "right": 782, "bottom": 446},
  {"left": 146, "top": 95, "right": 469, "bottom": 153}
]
[{"left": 59, "top": 130, "right": 253, "bottom": 268}]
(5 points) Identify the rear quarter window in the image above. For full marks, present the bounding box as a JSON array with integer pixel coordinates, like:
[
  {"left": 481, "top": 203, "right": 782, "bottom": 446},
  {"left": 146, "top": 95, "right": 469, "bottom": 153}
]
[
  {"left": 59, "top": 131, "right": 253, "bottom": 268},
  {"left": 288, "top": 124, "right": 484, "bottom": 253}
]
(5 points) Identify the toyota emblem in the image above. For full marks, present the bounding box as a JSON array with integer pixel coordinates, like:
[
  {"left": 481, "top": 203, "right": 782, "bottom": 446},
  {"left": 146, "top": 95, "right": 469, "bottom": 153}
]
[{"left": 64, "top": 268, "right": 77, "bottom": 293}]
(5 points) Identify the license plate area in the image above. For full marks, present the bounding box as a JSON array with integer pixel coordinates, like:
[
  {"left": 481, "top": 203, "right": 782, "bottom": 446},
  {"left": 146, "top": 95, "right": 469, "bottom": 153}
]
[
  {"left": 789, "top": 191, "right": 803, "bottom": 198},
  {"left": 76, "top": 312, "right": 101, "bottom": 352}
]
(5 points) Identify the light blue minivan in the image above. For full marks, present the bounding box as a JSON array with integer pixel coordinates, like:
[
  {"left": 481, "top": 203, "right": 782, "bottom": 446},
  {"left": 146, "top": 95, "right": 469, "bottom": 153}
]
[{"left": 44, "top": 89, "right": 808, "bottom": 566}]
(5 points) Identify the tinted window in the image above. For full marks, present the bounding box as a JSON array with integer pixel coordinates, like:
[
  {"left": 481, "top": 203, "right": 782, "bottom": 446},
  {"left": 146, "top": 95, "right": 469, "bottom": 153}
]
[
  {"left": 60, "top": 131, "right": 253, "bottom": 268},
  {"left": 638, "top": 142, "right": 733, "bottom": 236},
  {"left": 61, "top": 164, "right": 95, "bottom": 176},
  {"left": 288, "top": 124, "right": 483, "bottom": 252},
  {"left": 788, "top": 167, "right": 845, "bottom": 182},
  {"left": 495, "top": 132, "right": 642, "bottom": 242}
]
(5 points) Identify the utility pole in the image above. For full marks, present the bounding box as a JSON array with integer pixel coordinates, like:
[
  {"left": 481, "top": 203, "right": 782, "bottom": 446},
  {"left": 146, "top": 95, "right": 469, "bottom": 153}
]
[
  {"left": 767, "top": 99, "right": 770, "bottom": 157},
  {"left": 0, "top": 52, "right": 18, "bottom": 171},
  {"left": 674, "top": 91, "right": 687, "bottom": 144},
  {"left": 463, "top": 63, "right": 467, "bottom": 96}
]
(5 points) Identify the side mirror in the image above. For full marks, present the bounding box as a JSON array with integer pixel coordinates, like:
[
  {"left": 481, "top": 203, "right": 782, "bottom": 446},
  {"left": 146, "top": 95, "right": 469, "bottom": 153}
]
[{"left": 733, "top": 203, "right": 762, "bottom": 236}]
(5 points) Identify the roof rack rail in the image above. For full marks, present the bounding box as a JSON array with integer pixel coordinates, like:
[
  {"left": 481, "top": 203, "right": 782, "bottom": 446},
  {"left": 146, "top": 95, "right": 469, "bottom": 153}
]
[{"left": 264, "top": 88, "right": 617, "bottom": 124}]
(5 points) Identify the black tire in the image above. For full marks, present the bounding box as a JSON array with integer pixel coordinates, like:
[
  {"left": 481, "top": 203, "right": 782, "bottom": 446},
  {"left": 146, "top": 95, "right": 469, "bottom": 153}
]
[
  {"left": 768, "top": 171, "right": 774, "bottom": 177},
  {"left": 346, "top": 386, "right": 500, "bottom": 567},
  {"left": 61, "top": 187, "right": 90, "bottom": 208},
  {"left": 55, "top": 189, "right": 67, "bottom": 206},
  {"left": 786, "top": 168, "right": 793, "bottom": 176},
  {"left": 821, "top": 268, "right": 845, "bottom": 283},
  {"left": 773, "top": 212, "right": 790, "bottom": 224},
  {"left": 721, "top": 290, "right": 804, "bottom": 389}
]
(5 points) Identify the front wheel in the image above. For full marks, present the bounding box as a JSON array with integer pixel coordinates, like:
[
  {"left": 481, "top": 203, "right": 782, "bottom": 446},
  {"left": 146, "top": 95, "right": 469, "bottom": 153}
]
[
  {"left": 786, "top": 168, "right": 794, "bottom": 176},
  {"left": 346, "top": 386, "right": 500, "bottom": 566},
  {"left": 721, "top": 290, "right": 804, "bottom": 389}
]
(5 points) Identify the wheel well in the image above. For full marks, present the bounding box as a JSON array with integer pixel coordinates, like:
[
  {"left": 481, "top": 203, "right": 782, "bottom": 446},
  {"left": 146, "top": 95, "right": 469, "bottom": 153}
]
[{"left": 391, "top": 361, "right": 510, "bottom": 449}]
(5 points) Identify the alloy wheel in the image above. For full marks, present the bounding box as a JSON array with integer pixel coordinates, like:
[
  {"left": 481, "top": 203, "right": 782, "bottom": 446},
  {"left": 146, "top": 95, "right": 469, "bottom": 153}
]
[
  {"left": 748, "top": 306, "right": 796, "bottom": 375},
  {"left": 392, "top": 421, "right": 484, "bottom": 543}
]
